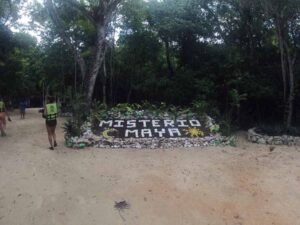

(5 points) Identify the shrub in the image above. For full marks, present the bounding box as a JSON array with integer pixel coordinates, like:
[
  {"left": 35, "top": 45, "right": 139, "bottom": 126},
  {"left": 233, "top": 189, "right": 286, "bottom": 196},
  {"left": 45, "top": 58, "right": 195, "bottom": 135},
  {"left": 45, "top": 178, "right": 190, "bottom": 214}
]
[
  {"left": 63, "top": 94, "right": 89, "bottom": 140},
  {"left": 63, "top": 119, "right": 82, "bottom": 139},
  {"left": 256, "top": 124, "right": 300, "bottom": 136}
]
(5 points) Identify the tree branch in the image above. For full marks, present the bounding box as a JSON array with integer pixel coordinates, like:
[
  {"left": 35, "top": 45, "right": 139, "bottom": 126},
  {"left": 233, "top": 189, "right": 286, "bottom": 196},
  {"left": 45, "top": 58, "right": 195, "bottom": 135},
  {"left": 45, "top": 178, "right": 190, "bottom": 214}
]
[
  {"left": 44, "top": 0, "right": 86, "bottom": 78},
  {"left": 94, "top": 0, "right": 121, "bottom": 24},
  {"left": 106, "top": 0, "right": 122, "bottom": 18},
  {"left": 64, "top": 0, "right": 96, "bottom": 24},
  {"left": 2, "top": 0, "right": 13, "bottom": 25}
]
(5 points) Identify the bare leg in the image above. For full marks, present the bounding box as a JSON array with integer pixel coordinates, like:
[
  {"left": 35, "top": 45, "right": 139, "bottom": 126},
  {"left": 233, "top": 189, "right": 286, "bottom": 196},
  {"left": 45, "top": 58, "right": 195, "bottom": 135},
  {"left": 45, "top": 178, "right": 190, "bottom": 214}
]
[
  {"left": 3, "top": 116, "right": 6, "bottom": 129},
  {"left": 53, "top": 127, "right": 57, "bottom": 147},
  {"left": 0, "top": 121, "right": 5, "bottom": 136},
  {"left": 46, "top": 125, "right": 54, "bottom": 149},
  {"left": 50, "top": 126, "right": 57, "bottom": 147},
  {"left": 0, "top": 114, "right": 6, "bottom": 136}
]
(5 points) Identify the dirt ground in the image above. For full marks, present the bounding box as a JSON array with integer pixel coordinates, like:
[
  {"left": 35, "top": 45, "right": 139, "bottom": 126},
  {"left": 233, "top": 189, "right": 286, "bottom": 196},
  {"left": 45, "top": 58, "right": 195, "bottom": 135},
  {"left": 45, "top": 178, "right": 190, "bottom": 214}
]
[{"left": 0, "top": 108, "right": 300, "bottom": 225}]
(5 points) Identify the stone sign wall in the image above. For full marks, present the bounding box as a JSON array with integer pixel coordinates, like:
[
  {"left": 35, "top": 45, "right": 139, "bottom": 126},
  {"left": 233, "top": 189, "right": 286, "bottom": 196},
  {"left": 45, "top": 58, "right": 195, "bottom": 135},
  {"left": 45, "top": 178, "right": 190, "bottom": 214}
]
[{"left": 94, "top": 119, "right": 210, "bottom": 138}]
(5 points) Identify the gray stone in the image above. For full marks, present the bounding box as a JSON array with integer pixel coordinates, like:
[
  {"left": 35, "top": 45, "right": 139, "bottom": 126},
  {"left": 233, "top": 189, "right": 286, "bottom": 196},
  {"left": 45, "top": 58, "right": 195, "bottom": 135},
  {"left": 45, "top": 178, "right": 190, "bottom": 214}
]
[
  {"left": 295, "top": 137, "right": 300, "bottom": 146},
  {"left": 257, "top": 138, "right": 266, "bottom": 144},
  {"left": 273, "top": 138, "right": 283, "bottom": 145},
  {"left": 250, "top": 136, "right": 258, "bottom": 142},
  {"left": 135, "top": 143, "right": 142, "bottom": 149},
  {"left": 266, "top": 137, "right": 274, "bottom": 145}
]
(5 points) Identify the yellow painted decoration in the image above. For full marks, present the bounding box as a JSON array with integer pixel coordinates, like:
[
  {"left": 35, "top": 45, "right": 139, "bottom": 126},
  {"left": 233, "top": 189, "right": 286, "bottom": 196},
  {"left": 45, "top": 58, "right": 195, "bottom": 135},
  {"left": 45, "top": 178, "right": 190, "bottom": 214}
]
[
  {"left": 102, "top": 128, "right": 117, "bottom": 139},
  {"left": 183, "top": 127, "right": 204, "bottom": 138}
]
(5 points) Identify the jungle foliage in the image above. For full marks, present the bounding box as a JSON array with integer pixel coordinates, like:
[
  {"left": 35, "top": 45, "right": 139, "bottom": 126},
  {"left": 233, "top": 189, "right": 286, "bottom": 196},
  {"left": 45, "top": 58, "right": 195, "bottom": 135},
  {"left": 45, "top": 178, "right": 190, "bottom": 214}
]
[{"left": 0, "top": 0, "right": 300, "bottom": 131}]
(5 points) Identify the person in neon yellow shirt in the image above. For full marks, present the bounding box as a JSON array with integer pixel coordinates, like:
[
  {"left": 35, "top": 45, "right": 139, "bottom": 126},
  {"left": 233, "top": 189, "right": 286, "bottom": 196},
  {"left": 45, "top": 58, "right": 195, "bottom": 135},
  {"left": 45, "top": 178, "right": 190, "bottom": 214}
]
[
  {"left": 43, "top": 96, "right": 58, "bottom": 150},
  {"left": 0, "top": 97, "right": 11, "bottom": 137}
]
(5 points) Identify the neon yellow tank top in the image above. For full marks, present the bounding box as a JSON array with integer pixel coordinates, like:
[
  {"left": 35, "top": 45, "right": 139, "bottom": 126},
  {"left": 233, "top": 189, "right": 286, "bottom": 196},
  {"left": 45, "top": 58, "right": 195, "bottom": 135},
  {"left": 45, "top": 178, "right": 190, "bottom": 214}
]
[
  {"left": 0, "top": 101, "right": 4, "bottom": 112},
  {"left": 46, "top": 103, "right": 57, "bottom": 120}
]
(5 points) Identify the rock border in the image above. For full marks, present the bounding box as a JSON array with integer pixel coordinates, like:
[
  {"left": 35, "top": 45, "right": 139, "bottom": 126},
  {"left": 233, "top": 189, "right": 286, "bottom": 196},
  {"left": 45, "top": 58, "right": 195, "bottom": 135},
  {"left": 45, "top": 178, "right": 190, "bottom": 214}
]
[
  {"left": 247, "top": 128, "right": 300, "bottom": 146},
  {"left": 68, "top": 133, "right": 235, "bottom": 149},
  {"left": 95, "top": 136, "right": 235, "bottom": 149}
]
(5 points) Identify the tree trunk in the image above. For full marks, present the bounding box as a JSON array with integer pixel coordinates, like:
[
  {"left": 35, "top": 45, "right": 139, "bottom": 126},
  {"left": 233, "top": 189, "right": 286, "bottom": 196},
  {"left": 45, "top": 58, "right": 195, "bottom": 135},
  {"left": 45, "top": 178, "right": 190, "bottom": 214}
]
[
  {"left": 127, "top": 85, "right": 132, "bottom": 103},
  {"left": 275, "top": 19, "right": 287, "bottom": 104},
  {"left": 275, "top": 17, "right": 296, "bottom": 130},
  {"left": 85, "top": 23, "right": 106, "bottom": 106},
  {"left": 109, "top": 44, "right": 114, "bottom": 105},
  {"left": 284, "top": 41, "right": 295, "bottom": 130},
  {"left": 102, "top": 53, "right": 107, "bottom": 105},
  {"left": 164, "top": 39, "right": 174, "bottom": 77}
]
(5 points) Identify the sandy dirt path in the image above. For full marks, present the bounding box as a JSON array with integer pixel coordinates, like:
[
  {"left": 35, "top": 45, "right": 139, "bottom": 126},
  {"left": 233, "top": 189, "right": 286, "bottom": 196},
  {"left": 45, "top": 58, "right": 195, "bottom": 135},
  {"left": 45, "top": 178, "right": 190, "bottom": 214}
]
[{"left": 0, "top": 108, "right": 300, "bottom": 225}]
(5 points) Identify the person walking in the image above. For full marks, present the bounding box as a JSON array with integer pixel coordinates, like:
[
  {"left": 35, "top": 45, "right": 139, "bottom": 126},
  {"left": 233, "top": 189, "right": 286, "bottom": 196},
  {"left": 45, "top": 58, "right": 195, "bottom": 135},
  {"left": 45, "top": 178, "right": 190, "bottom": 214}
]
[
  {"left": 43, "top": 96, "right": 58, "bottom": 150},
  {"left": 19, "top": 98, "right": 27, "bottom": 119},
  {"left": 0, "top": 97, "right": 12, "bottom": 137}
]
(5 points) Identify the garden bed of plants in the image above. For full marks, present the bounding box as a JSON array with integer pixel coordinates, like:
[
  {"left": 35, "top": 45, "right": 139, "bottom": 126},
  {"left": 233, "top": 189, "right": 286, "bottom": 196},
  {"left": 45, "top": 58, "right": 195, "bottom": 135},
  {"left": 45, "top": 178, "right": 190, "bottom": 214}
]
[{"left": 64, "top": 102, "right": 235, "bottom": 149}]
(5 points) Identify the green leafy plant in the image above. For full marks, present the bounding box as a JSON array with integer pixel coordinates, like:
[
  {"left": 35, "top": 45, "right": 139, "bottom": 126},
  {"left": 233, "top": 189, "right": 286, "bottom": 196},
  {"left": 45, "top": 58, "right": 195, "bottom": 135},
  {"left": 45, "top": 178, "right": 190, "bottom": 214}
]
[
  {"left": 219, "top": 119, "right": 236, "bottom": 137},
  {"left": 63, "top": 119, "right": 82, "bottom": 139},
  {"left": 178, "top": 108, "right": 194, "bottom": 119},
  {"left": 63, "top": 94, "right": 89, "bottom": 142},
  {"left": 209, "top": 124, "right": 220, "bottom": 133},
  {"left": 229, "top": 89, "right": 247, "bottom": 109},
  {"left": 169, "top": 105, "right": 180, "bottom": 119},
  {"left": 191, "top": 99, "right": 209, "bottom": 116},
  {"left": 71, "top": 94, "right": 89, "bottom": 121},
  {"left": 92, "top": 103, "right": 109, "bottom": 120},
  {"left": 141, "top": 101, "right": 157, "bottom": 111}
]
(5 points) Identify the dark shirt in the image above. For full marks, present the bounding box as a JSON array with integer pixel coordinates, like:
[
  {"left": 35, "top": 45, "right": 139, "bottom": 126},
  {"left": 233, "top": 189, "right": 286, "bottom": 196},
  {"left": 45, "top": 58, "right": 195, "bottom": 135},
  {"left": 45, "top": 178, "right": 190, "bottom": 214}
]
[{"left": 19, "top": 101, "right": 27, "bottom": 111}]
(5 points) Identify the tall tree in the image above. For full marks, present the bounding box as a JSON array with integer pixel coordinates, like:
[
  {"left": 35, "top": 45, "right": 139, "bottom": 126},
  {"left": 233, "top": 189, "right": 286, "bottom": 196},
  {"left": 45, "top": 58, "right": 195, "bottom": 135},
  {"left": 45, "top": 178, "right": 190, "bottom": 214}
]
[
  {"left": 44, "top": 0, "right": 121, "bottom": 106},
  {"left": 263, "top": 0, "right": 300, "bottom": 129}
]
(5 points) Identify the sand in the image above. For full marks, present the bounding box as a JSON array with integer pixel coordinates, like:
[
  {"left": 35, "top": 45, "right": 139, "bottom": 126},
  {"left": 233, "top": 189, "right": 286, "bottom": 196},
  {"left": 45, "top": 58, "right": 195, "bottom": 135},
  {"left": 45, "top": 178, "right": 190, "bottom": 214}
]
[{"left": 0, "top": 108, "right": 300, "bottom": 225}]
